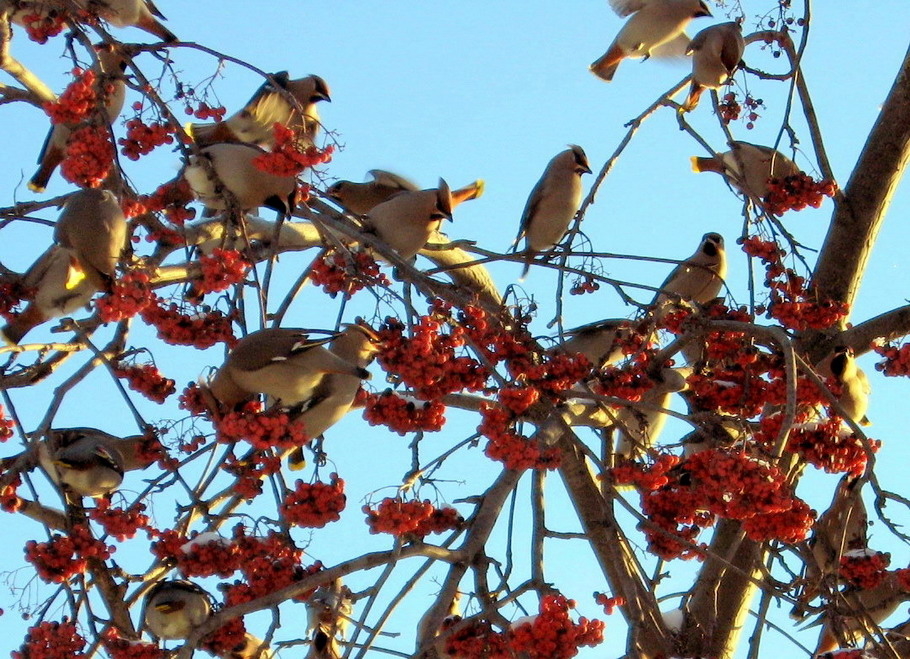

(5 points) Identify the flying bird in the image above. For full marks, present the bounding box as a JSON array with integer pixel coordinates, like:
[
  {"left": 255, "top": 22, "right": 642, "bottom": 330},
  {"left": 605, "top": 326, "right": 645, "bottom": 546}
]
[
  {"left": 205, "top": 328, "right": 372, "bottom": 411},
  {"left": 1, "top": 189, "right": 127, "bottom": 344},
  {"left": 590, "top": 0, "right": 712, "bottom": 82},
  {"left": 652, "top": 232, "right": 726, "bottom": 319},
  {"left": 187, "top": 73, "right": 331, "bottom": 148},
  {"left": 681, "top": 21, "right": 745, "bottom": 112},
  {"left": 512, "top": 145, "right": 591, "bottom": 280},
  {"left": 691, "top": 141, "right": 801, "bottom": 201},
  {"left": 183, "top": 142, "right": 299, "bottom": 216},
  {"left": 142, "top": 580, "right": 212, "bottom": 640},
  {"left": 362, "top": 180, "right": 453, "bottom": 261},
  {"left": 327, "top": 170, "right": 483, "bottom": 216},
  {"left": 29, "top": 48, "right": 127, "bottom": 193}
]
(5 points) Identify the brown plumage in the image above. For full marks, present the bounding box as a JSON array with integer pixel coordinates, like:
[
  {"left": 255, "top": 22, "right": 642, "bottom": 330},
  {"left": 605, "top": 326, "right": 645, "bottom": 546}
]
[
  {"left": 362, "top": 180, "right": 453, "bottom": 260},
  {"left": 681, "top": 21, "right": 745, "bottom": 112},
  {"left": 652, "top": 232, "right": 726, "bottom": 319},
  {"left": 691, "top": 141, "right": 801, "bottom": 200},
  {"left": 187, "top": 73, "right": 330, "bottom": 148},
  {"left": 9, "top": 0, "right": 177, "bottom": 42},
  {"left": 815, "top": 346, "right": 872, "bottom": 426},
  {"left": 142, "top": 580, "right": 212, "bottom": 640},
  {"left": 327, "top": 170, "right": 483, "bottom": 216},
  {"left": 555, "top": 318, "right": 633, "bottom": 370}
]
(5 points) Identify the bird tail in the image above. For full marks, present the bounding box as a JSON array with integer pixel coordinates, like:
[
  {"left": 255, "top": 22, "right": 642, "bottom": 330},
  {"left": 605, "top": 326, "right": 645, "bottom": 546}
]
[
  {"left": 1, "top": 305, "right": 46, "bottom": 345},
  {"left": 518, "top": 252, "right": 532, "bottom": 282},
  {"left": 451, "top": 179, "right": 485, "bottom": 207},
  {"left": 589, "top": 45, "right": 623, "bottom": 82},
  {"left": 287, "top": 446, "right": 307, "bottom": 471},
  {"left": 184, "top": 121, "right": 238, "bottom": 146},
  {"left": 135, "top": 14, "right": 178, "bottom": 43},
  {"left": 681, "top": 83, "right": 704, "bottom": 113},
  {"left": 28, "top": 145, "right": 65, "bottom": 193},
  {"left": 690, "top": 155, "right": 722, "bottom": 174}
]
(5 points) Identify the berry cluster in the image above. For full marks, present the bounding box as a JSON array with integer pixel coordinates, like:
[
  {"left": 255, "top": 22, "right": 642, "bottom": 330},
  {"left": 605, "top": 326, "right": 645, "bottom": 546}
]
[
  {"left": 839, "top": 550, "right": 891, "bottom": 589},
  {"left": 508, "top": 594, "right": 605, "bottom": 659},
  {"left": 221, "top": 451, "right": 281, "bottom": 500},
  {"left": 12, "top": 620, "right": 85, "bottom": 659},
  {"left": 140, "top": 297, "right": 237, "bottom": 348},
  {"left": 113, "top": 362, "right": 176, "bottom": 403},
  {"left": 101, "top": 629, "right": 165, "bottom": 659},
  {"left": 508, "top": 351, "right": 591, "bottom": 398},
  {"left": 184, "top": 102, "right": 227, "bottom": 121},
  {"left": 361, "top": 390, "right": 447, "bottom": 435},
  {"left": 873, "top": 342, "right": 910, "bottom": 376},
  {"left": 479, "top": 403, "right": 561, "bottom": 471},
  {"left": 1, "top": 475, "right": 22, "bottom": 512},
  {"left": 88, "top": 500, "right": 149, "bottom": 541},
  {"left": 0, "top": 404, "right": 14, "bottom": 442},
  {"left": 413, "top": 506, "right": 464, "bottom": 537},
  {"left": 179, "top": 382, "right": 210, "bottom": 417},
  {"left": 363, "top": 497, "right": 439, "bottom": 536},
  {"left": 24, "top": 525, "right": 113, "bottom": 583},
  {"left": 200, "top": 618, "right": 247, "bottom": 658},
  {"left": 763, "top": 173, "right": 837, "bottom": 216},
  {"left": 766, "top": 419, "right": 878, "bottom": 477},
  {"left": 309, "top": 249, "right": 391, "bottom": 298},
  {"left": 138, "top": 179, "right": 197, "bottom": 225},
  {"left": 44, "top": 69, "right": 101, "bottom": 124},
  {"left": 610, "top": 454, "right": 681, "bottom": 491},
  {"left": 593, "top": 592, "right": 625, "bottom": 615},
  {"left": 252, "top": 124, "right": 334, "bottom": 176},
  {"left": 718, "top": 92, "right": 763, "bottom": 127},
  {"left": 498, "top": 385, "right": 540, "bottom": 415},
  {"left": 19, "top": 10, "right": 68, "bottom": 43},
  {"left": 216, "top": 402, "right": 309, "bottom": 451},
  {"left": 177, "top": 532, "right": 239, "bottom": 578},
  {"left": 281, "top": 474, "right": 347, "bottom": 528},
  {"left": 569, "top": 275, "right": 600, "bottom": 295},
  {"left": 119, "top": 117, "right": 176, "bottom": 160},
  {"left": 230, "top": 526, "right": 317, "bottom": 601},
  {"left": 194, "top": 248, "right": 250, "bottom": 295},
  {"left": 594, "top": 362, "right": 660, "bottom": 403},
  {"left": 96, "top": 270, "right": 153, "bottom": 322},
  {"left": 134, "top": 430, "right": 177, "bottom": 471},
  {"left": 61, "top": 125, "right": 114, "bottom": 188}
]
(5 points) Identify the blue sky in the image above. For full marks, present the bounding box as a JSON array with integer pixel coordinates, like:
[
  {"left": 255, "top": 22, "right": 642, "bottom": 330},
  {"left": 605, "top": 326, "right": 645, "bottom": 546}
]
[{"left": 2, "top": 2, "right": 910, "bottom": 657}]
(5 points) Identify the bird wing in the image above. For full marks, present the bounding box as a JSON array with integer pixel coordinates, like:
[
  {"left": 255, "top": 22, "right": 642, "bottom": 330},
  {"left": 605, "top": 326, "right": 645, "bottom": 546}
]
[
  {"left": 229, "top": 329, "right": 335, "bottom": 372},
  {"left": 609, "top": 0, "right": 648, "bottom": 18},
  {"left": 719, "top": 26, "right": 745, "bottom": 73},
  {"left": 143, "top": 0, "right": 167, "bottom": 19},
  {"left": 650, "top": 32, "right": 692, "bottom": 59},
  {"left": 368, "top": 170, "right": 419, "bottom": 192},
  {"left": 512, "top": 176, "right": 546, "bottom": 252},
  {"left": 241, "top": 71, "right": 292, "bottom": 119}
]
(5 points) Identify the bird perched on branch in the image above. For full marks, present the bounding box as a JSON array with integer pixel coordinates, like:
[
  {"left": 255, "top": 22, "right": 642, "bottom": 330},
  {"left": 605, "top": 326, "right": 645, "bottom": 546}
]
[
  {"left": 652, "top": 232, "right": 726, "bottom": 320},
  {"left": 205, "top": 328, "right": 372, "bottom": 411},
  {"left": 815, "top": 346, "right": 872, "bottom": 426},
  {"left": 614, "top": 367, "right": 690, "bottom": 459},
  {"left": 7, "top": 0, "right": 177, "bottom": 42},
  {"left": 681, "top": 21, "right": 745, "bottom": 112},
  {"left": 183, "top": 142, "right": 299, "bottom": 216},
  {"left": 554, "top": 318, "right": 634, "bottom": 370},
  {"left": 286, "top": 322, "right": 381, "bottom": 470},
  {"left": 142, "top": 580, "right": 212, "bottom": 640},
  {"left": 186, "top": 73, "right": 331, "bottom": 149},
  {"left": 690, "top": 141, "right": 800, "bottom": 201},
  {"left": 1, "top": 189, "right": 127, "bottom": 345},
  {"left": 28, "top": 47, "right": 127, "bottom": 193},
  {"left": 512, "top": 145, "right": 591, "bottom": 281},
  {"left": 305, "top": 580, "right": 353, "bottom": 659},
  {"left": 361, "top": 180, "right": 453, "bottom": 261},
  {"left": 326, "top": 170, "right": 483, "bottom": 216},
  {"left": 590, "top": 0, "right": 712, "bottom": 82}
]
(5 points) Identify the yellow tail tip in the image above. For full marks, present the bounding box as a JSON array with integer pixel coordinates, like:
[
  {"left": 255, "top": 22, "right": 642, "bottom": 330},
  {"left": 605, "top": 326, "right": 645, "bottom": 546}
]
[
  {"left": 690, "top": 156, "right": 703, "bottom": 173},
  {"left": 27, "top": 181, "right": 45, "bottom": 193},
  {"left": 183, "top": 122, "right": 196, "bottom": 142},
  {"left": 472, "top": 179, "right": 485, "bottom": 199}
]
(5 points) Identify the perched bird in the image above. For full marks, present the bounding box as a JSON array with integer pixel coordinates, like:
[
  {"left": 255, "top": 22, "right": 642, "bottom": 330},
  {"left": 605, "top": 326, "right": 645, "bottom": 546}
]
[
  {"left": 815, "top": 346, "right": 872, "bottom": 426},
  {"left": 681, "top": 21, "right": 745, "bottom": 112},
  {"left": 691, "top": 141, "right": 801, "bottom": 201},
  {"left": 142, "top": 580, "right": 212, "bottom": 640},
  {"left": 305, "top": 581, "right": 353, "bottom": 659},
  {"left": 187, "top": 73, "right": 331, "bottom": 148},
  {"left": 7, "top": 0, "right": 176, "bottom": 42},
  {"left": 28, "top": 47, "right": 127, "bottom": 193},
  {"left": 792, "top": 475, "right": 868, "bottom": 620},
  {"left": 1, "top": 189, "right": 127, "bottom": 344},
  {"left": 205, "top": 328, "right": 372, "bottom": 411},
  {"left": 652, "top": 232, "right": 726, "bottom": 319},
  {"left": 614, "top": 367, "right": 689, "bottom": 458},
  {"left": 590, "top": 0, "right": 712, "bottom": 82},
  {"left": 554, "top": 318, "right": 634, "bottom": 370},
  {"left": 38, "top": 429, "right": 126, "bottom": 497},
  {"left": 362, "top": 180, "right": 453, "bottom": 261},
  {"left": 287, "top": 323, "right": 381, "bottom": 470},
  {"left": 183, "top": 142, "right": 298, "bottom": 216},
  {"left": 327, "top": 170, "right": 484, "bottom": 216},
  {"left": 512, "top": 145, "right": 592, "bottom": 280}
]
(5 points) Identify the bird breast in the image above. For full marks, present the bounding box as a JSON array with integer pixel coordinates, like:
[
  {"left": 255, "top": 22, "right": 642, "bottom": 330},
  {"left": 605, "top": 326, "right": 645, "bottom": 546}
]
[
  {"left": 616, "top": 5, "right": 690, "bottom": 56},
  {"left": 526, "top": 180, "right": 582, "bottom": 251}
]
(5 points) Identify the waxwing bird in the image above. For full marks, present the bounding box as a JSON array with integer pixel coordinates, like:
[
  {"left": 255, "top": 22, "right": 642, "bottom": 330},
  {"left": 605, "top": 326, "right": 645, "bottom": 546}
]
[
  {"left": 691, "top": 141, "right": 800, "bottom": 201},
  {"left": 183, "top": 142, "right": 298, "bottom": 216},
  {"left": 28, "top": 47, "right": 127, "bottom": 193},
  {"left": 362, "top": 180, "right": 453, "bottom": 261},
  {"left": 512, "top": 145, "right": 591, "bottom": 281},
  {"left": 590, "top": 0, "right": 712, "bottom": 82},
  {"left": 615, "top": 367, "right": 689, "bottom": 458},
  {"left": 815, "top": 346, "right": 872, "bottom": 426},
  {"left": 37, "top": 429, "right": 126, "bottom": 497},
  {"left": 206, "top": 328, "right": 372, "bottom": 411},
  {"left": 327, "top": 170, "right": 484, "bottom": 216},
  {"left": 554, "top": 318, "right": 634, "bottom": 370},
  {"left": 187, "top": 73, "right": 331, "bottom": 148},
  {"left": 305, "top": 580, "right": 353, "bottom": 659},
  {"left": 1, "top": 189, "right": 127, "bottom": 344},
  {"left": 681, "top": 21, "right": 745, "bottom": 112},
  {"left": 142, "top": 580, "right": 212, "bottom": 640},
  {"left": 792, "top": 475, "right": 868, "bottom": 621},
  {"left": 287, "top": 323, "right": 380, "bottom": 470},
  {"left": 652, "top": 232, "right": 726, "bottom": 319},
  {"left": 76, "top": 0, "right": 177, "bottom": 42}
]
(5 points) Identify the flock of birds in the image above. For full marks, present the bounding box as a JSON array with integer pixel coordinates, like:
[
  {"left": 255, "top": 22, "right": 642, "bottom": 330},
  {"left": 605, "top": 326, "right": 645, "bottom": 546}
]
[{"left": 0, "top": 0, "right": 879, "bottom": 656}]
